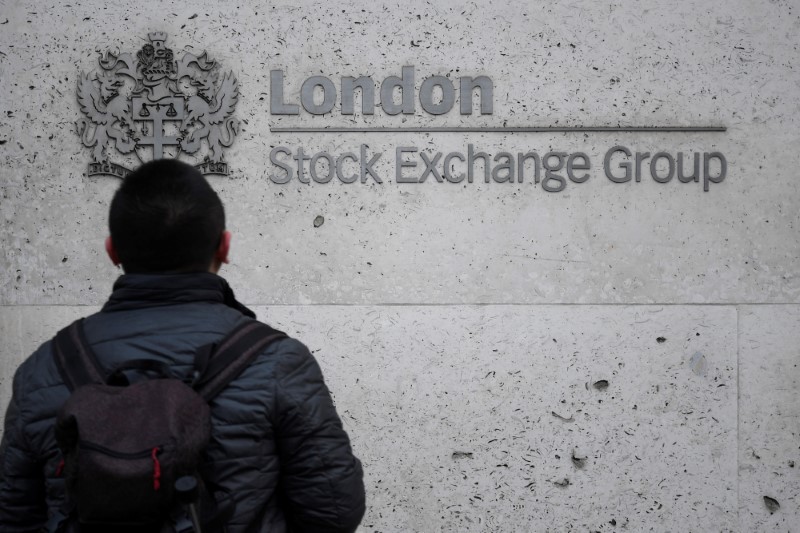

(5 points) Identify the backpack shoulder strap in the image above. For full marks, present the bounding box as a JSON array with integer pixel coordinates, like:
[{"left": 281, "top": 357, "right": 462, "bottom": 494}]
[
  {"left": 194, "top": 320, "right": 287, "bottom": 401},
  {"left": 53, "top": 319, "right": 106, "bottom": 391}
]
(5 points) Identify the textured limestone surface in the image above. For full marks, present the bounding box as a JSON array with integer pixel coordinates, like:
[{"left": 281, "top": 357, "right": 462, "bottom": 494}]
[
  {"left": 1, "top": 0, "right": 799, "bottom": 531},
  {"left": 1, "top": 0, "right": 799, "bottom": 305},
  {"left": 263, "top": 305, "right": 740, "bottom": 532},
  {"left": 1, "top": 304, "right": 741, "bottom": 531},
  {"left": 739, "top": 306, "right": 800, "bottom": 533}
]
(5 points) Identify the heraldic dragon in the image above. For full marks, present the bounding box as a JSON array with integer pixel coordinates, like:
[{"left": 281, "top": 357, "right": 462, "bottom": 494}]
[{"left": 77, "top": 33, "right": 239, "bottom": 167}]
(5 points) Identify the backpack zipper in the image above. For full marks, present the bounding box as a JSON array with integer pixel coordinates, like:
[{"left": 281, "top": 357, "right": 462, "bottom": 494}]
[
  {"left": 79, "top": 441, "right": 162, "bottom": 490},
  {"left": 79, "top": 440, "right": 158, "bottom": 459}
]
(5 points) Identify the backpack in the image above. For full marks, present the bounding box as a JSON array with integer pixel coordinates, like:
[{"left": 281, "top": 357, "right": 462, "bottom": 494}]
[{"left": 51, "top": 318, "right": 286, "bottom": 532}]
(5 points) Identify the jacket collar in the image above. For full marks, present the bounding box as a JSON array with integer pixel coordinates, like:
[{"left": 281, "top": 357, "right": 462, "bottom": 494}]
[{"left": 102, "top": 272, "right": 256, "bottom": 318}]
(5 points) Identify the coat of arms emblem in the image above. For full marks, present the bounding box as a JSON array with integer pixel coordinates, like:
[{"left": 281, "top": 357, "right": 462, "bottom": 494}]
[{"left": 76, "top": 32, "right": 239, "bottom": 177}]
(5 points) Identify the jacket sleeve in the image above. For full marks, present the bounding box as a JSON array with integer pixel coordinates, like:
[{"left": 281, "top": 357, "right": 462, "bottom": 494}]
[
  {"left": 0, "top": 369, "right": 48, "bottom": 531},
  {"left": 274, "top": 340, "right": 365, "bottom": 533}
]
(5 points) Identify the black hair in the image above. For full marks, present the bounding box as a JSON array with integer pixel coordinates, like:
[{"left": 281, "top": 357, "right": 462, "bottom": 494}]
[{"left": 109, "top": 159, "right": 225, "bottom": 273}]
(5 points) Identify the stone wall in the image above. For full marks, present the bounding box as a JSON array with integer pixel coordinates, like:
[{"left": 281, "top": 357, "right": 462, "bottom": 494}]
[{"left": 1, "top": 0, "right": 797, "bottom": 530}]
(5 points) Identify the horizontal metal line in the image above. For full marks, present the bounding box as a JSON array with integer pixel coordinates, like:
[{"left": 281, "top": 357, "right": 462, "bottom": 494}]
[
  {"left": 2, "top": 302, "right": 796, "bottom": 308},
  {"left": 244, "top": 302, "right": 789, "bottom": 307},
  {"left": 270, "top": 126, "right": 727, "bottom": 133}
]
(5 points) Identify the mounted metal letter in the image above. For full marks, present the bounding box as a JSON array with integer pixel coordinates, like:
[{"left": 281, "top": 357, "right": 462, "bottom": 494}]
[{"left": 76, "top": 32, "right": 240, "bottom": 177}]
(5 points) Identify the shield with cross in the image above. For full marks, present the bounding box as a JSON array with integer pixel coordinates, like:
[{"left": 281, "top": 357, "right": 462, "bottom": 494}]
[{"left": 131, "top": 96, "right": 186, "bottom": 161}]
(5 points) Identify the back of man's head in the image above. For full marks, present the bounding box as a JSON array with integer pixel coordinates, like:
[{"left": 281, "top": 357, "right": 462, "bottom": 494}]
[{"left": 109, "top": 159, "right": 225, "bottom": 273}]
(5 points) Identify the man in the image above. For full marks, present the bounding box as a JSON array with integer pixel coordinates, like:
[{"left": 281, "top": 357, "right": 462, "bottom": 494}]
[{"left": 0, "top": 159, "right": 365, "bottom": 532}]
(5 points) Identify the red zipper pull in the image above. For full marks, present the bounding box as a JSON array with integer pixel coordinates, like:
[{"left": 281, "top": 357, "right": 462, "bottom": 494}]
[
  {"left": 151, "top": 447, "right": 161, "bottom": 491},
  {"left": 55, "top": 459, "right": 65, "bottom": 477}
]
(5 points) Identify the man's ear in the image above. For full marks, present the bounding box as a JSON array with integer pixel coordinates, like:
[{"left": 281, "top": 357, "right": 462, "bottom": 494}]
[
  {"left": 105, "top": 236, "right": 121, "bottom": 266},
  {"left": 215, "top": 230, "right": 232, "bottom": 265}
]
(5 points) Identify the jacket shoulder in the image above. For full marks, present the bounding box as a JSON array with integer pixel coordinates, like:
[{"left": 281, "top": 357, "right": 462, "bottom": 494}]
[
  {"left": 249, "top": 334, "right": 323, "bottom": 387},
  {"left": 9, "top": 337, "right": 69, "bottom": 455}
]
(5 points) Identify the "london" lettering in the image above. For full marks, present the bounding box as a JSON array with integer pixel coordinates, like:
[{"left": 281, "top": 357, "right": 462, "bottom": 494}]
[{"left": 270, "top": 66, "right": 493, "bottom": 116}]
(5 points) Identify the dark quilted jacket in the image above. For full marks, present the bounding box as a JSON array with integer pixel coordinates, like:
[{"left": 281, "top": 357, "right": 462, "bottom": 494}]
[{"left": 0, "top": 273, "right": 365, "bottom": 532}]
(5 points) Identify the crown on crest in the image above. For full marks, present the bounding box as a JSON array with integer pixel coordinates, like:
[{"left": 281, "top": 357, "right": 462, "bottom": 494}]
[{"left": 148, "top": 32, "right": 168, "bottom": 43}]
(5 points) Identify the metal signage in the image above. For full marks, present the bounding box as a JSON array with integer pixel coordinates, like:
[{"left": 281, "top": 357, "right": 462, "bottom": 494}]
[{"left": 73, "top": 35, "right": 727, "bottom": 192}]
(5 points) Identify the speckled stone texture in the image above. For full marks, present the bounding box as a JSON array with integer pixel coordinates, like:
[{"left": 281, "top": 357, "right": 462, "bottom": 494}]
[
  {"left": 263, "top": 305, "right": 740, "bottom": 532},
  {"left": 739, "top": 307, "right": 800, "bottom": 533},
  {"left": 1, "top": 0, "right": 799, "bottom": 305},
  {"left": 1, "top": 0, "right": 799, "bottom": 530}
]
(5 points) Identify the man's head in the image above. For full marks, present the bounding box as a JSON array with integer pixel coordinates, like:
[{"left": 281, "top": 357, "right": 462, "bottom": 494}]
[{"left": 106, "top": 159, "right": 230, "bottom": 273}]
